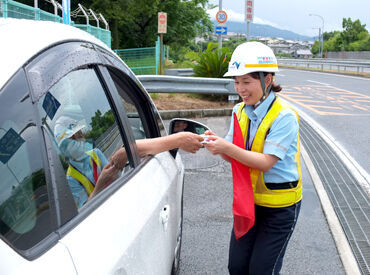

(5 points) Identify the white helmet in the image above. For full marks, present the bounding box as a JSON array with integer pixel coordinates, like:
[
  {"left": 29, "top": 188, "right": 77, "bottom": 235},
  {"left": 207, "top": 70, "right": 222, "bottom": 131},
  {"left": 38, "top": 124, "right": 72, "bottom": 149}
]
[
  {"left": 54, "top": 116, "right": 87, "bottom": 147},
  {"left": 224, "top": 42, "right": 278, "bottom": 77}
]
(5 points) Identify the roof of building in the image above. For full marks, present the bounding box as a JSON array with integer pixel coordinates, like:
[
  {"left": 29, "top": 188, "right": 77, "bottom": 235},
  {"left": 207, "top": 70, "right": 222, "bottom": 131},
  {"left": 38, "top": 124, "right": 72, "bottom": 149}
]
[{"left": 296, "top": 49, "right": 313, "bottom": 55}]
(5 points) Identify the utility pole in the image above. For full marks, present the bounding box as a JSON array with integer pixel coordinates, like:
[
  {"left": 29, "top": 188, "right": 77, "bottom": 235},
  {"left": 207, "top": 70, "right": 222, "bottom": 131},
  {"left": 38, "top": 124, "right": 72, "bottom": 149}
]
[
  {"left": 245, "top": 0, "right": 254, "bottom": 41},
  {"left": 319, "top": 28, "right": 322, "bottom": 58},
  {"left": 309, "top": 13, "right": 324, "bottom": 58},
  {"left": 218, "top": 0, "right": 222, "bottom": 48}
]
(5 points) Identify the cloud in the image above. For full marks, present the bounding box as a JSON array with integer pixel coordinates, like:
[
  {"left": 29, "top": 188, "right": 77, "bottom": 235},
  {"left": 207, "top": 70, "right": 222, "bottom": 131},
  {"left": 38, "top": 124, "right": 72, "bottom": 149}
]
[{"left": 207, "top": 7, "right": 294, "bottom": 33}]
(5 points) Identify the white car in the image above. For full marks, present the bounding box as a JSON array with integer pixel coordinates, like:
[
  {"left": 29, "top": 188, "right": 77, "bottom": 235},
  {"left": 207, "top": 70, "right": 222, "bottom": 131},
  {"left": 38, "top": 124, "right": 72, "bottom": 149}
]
[{"left": 0, "top": 18, "right": 207, "bottom": 275}]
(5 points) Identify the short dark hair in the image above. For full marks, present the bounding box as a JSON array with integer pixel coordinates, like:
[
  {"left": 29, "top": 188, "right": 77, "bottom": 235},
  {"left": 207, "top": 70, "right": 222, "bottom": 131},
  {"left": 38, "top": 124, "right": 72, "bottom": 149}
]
[{"left": 249, "top": 72, "right": 282, "bottom": 93}]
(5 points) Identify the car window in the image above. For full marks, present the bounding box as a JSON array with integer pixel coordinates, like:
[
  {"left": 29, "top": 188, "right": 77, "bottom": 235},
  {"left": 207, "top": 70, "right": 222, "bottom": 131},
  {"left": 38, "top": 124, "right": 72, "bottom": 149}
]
[
  {"left": 37, "top": 67, "right": 131, "bottom": 209},
  {"left": 95, "top": 47, "right": 167, "bottom": 138},
  {"left": 107, "top": 68, "right": 150, "bottom": 141},
  {"left": 0, "top": 70, "right": 56, "bottom": 251}
]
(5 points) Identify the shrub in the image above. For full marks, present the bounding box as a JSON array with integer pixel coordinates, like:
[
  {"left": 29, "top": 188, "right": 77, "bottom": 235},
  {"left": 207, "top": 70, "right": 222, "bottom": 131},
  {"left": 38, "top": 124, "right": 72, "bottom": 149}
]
[{"left": 185, "top": 42, "right": 231, "bottom": 78}]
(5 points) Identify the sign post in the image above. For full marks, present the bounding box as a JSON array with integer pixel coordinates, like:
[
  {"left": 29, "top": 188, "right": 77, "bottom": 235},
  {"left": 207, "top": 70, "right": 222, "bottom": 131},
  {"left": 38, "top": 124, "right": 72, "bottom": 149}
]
[
  {"left": 158, "top": 12, "right": 167, "bottom": 75},
  {"left": 216, "top": 10, "right": 227, "bottom": 48},
  {"left": 245, "top": 0, "right": 254, "bottom": 41}
]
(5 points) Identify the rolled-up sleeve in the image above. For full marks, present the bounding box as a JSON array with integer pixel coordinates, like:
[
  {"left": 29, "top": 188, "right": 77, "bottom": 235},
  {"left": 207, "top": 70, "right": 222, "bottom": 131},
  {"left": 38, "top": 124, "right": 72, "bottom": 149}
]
[{"left": 263, "top": 109, "right": 298, "bottom": 160}]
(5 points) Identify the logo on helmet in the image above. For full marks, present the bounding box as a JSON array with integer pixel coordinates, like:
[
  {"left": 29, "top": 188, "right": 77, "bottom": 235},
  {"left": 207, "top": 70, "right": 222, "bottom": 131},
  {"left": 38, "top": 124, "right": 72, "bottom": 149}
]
[
  {"left": 233, "top": 61, "right": 241, "bottom": 69},
  {"left": 257, "top": 57, "right": 275, "bottom": 64}
]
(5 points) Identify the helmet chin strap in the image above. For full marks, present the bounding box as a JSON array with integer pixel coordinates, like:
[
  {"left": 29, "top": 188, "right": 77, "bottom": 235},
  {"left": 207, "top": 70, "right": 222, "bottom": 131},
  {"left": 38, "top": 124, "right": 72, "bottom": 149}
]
[{"left": 254, "top": 72, "right": 272, "bottom": 108}]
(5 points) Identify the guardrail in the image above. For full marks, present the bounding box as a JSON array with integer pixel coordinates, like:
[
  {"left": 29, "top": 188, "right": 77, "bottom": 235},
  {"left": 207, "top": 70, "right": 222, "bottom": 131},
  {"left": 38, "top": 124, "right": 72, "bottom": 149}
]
[
  {"left": 277, "top": 58, "right": 370, "bottom": 75},
  {"left": 138, "top": 58, "right": 370, "bottom": 95},
  {"left": 165, "top": 68, "right": 194, "bottom": 77},
  {"left": 137, "top": 75, "right": 237, "bottom": 95},
  {"left": 163, "top": 59, "right": 370, "bottom": 77}
]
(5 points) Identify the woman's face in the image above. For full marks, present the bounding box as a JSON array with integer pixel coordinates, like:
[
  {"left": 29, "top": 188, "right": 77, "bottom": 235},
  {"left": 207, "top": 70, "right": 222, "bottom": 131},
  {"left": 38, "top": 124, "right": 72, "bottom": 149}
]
[
  {"left": 71, "top": 130, "right": 84, "bottom": 141},
  {"left": 234, "top": 74, "right": 264, "bottom": 106}
]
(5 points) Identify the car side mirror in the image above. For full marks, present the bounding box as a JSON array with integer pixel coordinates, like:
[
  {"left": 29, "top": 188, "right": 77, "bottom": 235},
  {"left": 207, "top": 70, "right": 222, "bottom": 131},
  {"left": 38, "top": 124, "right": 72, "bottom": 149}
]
[
  {"left": 169, "top": 118, "right": 210, "bottom": 135},
  {"left": 168, "top": 118, "right": 211, "bottom": 158}
]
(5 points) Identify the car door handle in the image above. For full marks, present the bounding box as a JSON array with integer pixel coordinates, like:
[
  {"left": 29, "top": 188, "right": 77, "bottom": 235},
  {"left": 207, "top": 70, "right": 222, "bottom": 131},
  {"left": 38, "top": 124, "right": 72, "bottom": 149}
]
[{"left": 160, "top": 204, "right": 170, "bottom": 230}]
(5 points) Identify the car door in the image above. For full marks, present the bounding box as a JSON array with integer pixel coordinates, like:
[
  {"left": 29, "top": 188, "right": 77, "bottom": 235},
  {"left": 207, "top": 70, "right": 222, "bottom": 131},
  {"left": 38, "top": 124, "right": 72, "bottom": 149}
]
[
  {"left": 26, "top": 41, "right": 182, "bottom": 274},
  {"left": 101, "top": 65, "right": 183, "bottom": 273},
  {"left": 0, "top": 69, "right": 77, "bottom": 274}
]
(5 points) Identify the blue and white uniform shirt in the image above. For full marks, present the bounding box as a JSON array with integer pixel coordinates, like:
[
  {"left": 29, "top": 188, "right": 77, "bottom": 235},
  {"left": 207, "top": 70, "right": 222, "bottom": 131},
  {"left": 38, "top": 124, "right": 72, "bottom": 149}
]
[{"left": 225, "top": 92, "right": 299, "bottom": 183}]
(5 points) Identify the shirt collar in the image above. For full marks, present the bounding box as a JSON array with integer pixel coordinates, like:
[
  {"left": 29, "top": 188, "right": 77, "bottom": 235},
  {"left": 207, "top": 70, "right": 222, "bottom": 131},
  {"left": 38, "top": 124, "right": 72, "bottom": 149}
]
[{"left": 244, "top": 92, "right": 276, "bottom": 123}]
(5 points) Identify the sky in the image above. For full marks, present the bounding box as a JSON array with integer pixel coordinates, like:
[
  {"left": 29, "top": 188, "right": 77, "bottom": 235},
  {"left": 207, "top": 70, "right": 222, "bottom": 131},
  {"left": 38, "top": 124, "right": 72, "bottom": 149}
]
[{"left": 207, "top": 0, "right": 370, "bottom": 37}]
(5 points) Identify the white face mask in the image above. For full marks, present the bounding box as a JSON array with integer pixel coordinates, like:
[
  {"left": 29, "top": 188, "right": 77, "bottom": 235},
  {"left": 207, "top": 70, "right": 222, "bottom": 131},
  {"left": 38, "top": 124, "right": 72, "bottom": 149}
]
[{"left": 64, "top": 139, "right": 93, "bottom": 161}]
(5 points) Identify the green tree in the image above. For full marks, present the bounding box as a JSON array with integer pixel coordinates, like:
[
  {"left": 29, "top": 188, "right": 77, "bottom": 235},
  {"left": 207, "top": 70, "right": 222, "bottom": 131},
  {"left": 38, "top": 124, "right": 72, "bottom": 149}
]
[
  {"left": 86, "top": 109, "right": 115, "bottom": 140},
  {"left": 15, "top": 0, "right": 213, "bottom": 55},
  {"left": 81, "top": 0, "right": 212, "bottom": 49},
  {"left": 341, "top": 18, "right": 368, "bottom": 46},
  {"left": 320, "top": 18, "right": 369, "bottom": 52},
  {"left": 323, "top": 30, "right": 341, "bottom": 41}
]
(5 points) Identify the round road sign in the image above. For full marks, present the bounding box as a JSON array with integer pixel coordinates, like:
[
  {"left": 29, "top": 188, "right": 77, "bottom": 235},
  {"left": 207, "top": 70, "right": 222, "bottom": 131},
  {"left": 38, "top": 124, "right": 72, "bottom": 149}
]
[
  {"left": 216, "top": 10, "right": 227, "bottom": 24},
  {"left": 159, "top": 13, "right": 166, "bottom": 24}
]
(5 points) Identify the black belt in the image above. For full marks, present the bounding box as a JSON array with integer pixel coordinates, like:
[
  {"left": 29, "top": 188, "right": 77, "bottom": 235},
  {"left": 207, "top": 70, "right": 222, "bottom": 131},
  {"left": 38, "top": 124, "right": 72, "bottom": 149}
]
[{"left": 265, "top": 180, "right": 298, "bottom": 190}]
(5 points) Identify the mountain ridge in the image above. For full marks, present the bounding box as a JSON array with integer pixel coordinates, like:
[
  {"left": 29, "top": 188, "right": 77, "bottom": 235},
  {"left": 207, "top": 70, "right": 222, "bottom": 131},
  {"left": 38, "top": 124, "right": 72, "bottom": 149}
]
[{"left": 213, "top": 20, "right": 314, "bottom": 41}]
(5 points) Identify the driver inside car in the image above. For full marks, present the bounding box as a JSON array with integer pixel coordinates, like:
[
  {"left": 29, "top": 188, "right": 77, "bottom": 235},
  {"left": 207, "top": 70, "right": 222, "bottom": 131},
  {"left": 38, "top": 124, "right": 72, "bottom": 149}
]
[
  {"left": 55, "top": 116, "right": 205, "bottom": 208},
  {"left": 54, "top": 116, "right": 120, "bottom": 208}
]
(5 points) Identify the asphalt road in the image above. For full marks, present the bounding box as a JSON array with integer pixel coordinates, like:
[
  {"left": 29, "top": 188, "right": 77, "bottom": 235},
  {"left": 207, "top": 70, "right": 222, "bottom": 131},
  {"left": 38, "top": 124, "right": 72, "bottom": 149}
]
[
  {"left": 276, "top": 68, "right": 370, "bottom": 176},
  {"left": 171, "top": 116, "right": 344, "bottom": 274}
]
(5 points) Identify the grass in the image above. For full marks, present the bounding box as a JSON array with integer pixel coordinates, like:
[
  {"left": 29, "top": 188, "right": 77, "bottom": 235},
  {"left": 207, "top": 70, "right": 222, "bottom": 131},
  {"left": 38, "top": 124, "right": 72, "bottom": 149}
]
[{"left": 186, "top": 93, "right": 203, "bottom": 99}]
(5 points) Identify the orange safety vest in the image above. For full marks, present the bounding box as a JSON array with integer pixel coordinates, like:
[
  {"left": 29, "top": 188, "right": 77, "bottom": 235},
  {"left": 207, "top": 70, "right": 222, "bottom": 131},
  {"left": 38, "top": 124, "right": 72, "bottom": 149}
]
[{"left": 235, "top": 97, "right": 302, "bottom": 208}]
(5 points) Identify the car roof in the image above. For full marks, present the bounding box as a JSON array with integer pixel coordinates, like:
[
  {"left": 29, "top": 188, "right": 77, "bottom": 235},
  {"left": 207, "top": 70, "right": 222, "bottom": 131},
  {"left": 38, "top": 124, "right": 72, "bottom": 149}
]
[{"left": 0, "top": 18, "right": 111, "bottom": 90}]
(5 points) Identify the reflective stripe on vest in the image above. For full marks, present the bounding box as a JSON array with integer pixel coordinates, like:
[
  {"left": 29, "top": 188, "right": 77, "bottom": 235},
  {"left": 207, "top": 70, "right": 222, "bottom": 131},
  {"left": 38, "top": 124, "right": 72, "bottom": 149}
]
[
  {"left": 66, "top": 150, "right": 103, "bottom": 195},
  {"left": 236, "top": 97, "right": 302, "bottom": 208}
]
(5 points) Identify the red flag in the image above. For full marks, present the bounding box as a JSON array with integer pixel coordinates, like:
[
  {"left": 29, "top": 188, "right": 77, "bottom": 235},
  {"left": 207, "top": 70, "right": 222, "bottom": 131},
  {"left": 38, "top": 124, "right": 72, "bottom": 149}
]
[{"left": 231, "top": 113, "right": 255, "bottom": 240}]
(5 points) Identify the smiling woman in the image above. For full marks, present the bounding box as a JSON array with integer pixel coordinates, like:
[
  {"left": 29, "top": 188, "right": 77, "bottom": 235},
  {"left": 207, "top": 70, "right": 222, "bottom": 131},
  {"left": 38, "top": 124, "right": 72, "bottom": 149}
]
[{"left": 203, "top": 41, "right": 302, "bottom": 274}]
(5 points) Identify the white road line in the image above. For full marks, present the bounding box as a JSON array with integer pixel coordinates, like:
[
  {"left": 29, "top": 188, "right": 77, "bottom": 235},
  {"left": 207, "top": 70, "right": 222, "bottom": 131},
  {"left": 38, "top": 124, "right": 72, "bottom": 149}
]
[
  {"left": 276, "top": 73, "right": 286, "bottom": 77},
  {"left": 283, "top": 68, "right": 370, "bottom": 81},
  {"left": 281, "top": 98, "right": 370, "bottom": 194},
  {"left": 306, "top": 80, "right": 331, "bottom": 86}
]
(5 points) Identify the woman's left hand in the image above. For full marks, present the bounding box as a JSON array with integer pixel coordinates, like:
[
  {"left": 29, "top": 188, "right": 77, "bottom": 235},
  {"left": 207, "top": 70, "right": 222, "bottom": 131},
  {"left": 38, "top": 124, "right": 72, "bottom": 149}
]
[{"left": 203, "top": 135, "right": 231, "bottom": 155}]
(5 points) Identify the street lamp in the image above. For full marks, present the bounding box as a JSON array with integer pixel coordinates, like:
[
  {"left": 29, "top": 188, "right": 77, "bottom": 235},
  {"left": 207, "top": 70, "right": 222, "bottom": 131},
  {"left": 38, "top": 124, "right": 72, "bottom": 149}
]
[{"left": 309, "top": 13, "right": 324, "bottom": 58}]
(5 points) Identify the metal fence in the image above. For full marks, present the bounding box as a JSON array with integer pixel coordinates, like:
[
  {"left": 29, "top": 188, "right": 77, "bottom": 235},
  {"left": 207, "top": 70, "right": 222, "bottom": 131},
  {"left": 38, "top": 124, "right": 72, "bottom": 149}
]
[
  {"left": 0, "top": 0, "right": 111, "bottom": 47},
  {"left": 114, "top": 36, "right": 165, "bottom": 75},
  {"left": 278, "top": 58, "right": 370, "bottom": 75},
  {"left": 165, "top": 59, "right": 370, "bottom": 77}
]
